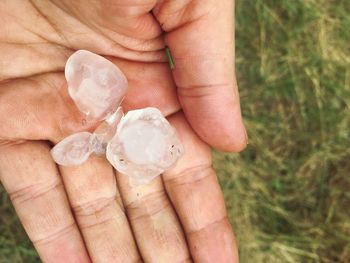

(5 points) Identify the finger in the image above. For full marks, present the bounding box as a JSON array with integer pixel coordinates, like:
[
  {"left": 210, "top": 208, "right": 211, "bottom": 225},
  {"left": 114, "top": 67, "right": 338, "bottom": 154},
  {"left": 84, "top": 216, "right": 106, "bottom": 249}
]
[
  {"left": 153, "top": 0, "right": 247, "bottom": 152},
  {"left": 0, "top": 42, "right": 70, "bottom": 81},
  {"left": 0, "top": 141, "right": 91, "bottom": 263},
  {"left": 58, "top": 156, "right": 141, "bottom": 263},
  {"left": 26, "top": 0, "right": 165, "bottom": 62},
  {"left": 116, "top": 172, "right": 191, "bottom": 263},
  {"left": 0, "top": 73, "right": 92, "bottom": 142},
  {"left": 163, "top": 112, "right": 239, "bottom": 263},
  {"left": 50, "top": 0, "right": 161, "bottom": 40},
  {"left": 0, "top": 66, "right": 180, "bottom": 142}
]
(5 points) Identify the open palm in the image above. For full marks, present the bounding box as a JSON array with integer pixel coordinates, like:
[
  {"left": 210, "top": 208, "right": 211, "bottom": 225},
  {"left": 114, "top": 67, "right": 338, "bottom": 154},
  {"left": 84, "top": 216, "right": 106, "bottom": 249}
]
[{"left": 0, "top": 0, "right": 246, "bottom": 262}]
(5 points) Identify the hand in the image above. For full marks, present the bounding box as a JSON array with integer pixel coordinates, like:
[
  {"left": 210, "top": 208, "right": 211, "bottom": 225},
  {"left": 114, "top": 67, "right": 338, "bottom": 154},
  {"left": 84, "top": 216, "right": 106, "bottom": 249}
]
[{"left": 0, "top": 0, "right": 246, "bottom": 262}]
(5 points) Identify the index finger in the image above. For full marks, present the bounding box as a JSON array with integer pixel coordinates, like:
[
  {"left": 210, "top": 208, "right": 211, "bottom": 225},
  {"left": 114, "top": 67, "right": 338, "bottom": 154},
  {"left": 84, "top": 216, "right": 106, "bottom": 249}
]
[
  {"left": 153, "top": 0, "right": 247, "bottom": 152},
  {"left": 163, "top": 112, "right": 239, "bottom": 263}
]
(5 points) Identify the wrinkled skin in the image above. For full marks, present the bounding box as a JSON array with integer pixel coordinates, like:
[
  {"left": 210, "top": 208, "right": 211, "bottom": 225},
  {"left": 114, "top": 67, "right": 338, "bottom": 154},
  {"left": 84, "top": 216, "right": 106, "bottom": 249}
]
[{"left": 0, "top": 1, "right": 246, "bottom": 262}]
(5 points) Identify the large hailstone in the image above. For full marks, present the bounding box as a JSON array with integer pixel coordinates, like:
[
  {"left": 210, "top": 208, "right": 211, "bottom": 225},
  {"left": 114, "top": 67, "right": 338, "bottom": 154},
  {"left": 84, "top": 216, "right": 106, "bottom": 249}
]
[
  {"left": 65, "top": 50, "right": 127, "bottom": 120},
  {"left": 106, "top": 108, "right": 183, "bottom": 185}
]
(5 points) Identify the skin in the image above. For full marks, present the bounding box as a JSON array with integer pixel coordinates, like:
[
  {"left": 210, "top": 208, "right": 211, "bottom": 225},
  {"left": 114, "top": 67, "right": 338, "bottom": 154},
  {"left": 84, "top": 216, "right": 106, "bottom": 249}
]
[{"left": 0, "top": 0, "right": 246, "bottom": 262}]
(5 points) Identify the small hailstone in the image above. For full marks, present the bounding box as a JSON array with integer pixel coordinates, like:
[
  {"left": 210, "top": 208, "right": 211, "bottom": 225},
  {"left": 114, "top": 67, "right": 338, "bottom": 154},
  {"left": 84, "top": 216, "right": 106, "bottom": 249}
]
[
  {"left": 51, "top": 132, "right": 93, "bottom": 166},
  {"left": 65, "top": 50, "right": 127, "bottom": 120},
  {"left": 51, "top": 108, "right": 124, "bottom": 164},
  {"left": 106, "top": 107, "right": 183, "bottom": 185},
  {"left": 91, "top": 107, "right": 124, "bottom": 155}
]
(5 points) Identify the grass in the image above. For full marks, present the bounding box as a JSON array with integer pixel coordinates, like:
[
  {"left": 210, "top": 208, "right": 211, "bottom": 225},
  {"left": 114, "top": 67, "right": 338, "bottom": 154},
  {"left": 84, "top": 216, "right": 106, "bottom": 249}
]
[
  {"left": 214, "top": 0, "right": 350, "bottom": 262},
  {"left": 1, "top": 0, "right": 350, "bottom": 262}
]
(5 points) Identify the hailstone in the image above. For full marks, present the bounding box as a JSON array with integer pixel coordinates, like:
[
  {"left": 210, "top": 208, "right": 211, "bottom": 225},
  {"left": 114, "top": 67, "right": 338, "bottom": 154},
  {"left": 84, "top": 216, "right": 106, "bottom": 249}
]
[
  {"left": 65, "top": 50, "right": 127, "bottom": 120},
  {"left": 51, "top": 132, "right": 93, "bottom": 166},
  {"left": 51, "top": 108, "right": 123, "bottom": 165},
  {"left": 106, "top": 108, "right": 183, "bottom": 185},
  {"left": 91, "top": 107, "right": 124, "bottom": 155}
]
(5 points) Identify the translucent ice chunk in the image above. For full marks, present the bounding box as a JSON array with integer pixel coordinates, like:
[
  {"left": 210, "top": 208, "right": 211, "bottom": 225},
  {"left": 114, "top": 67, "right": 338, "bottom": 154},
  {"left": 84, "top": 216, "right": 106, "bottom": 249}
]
[
  {"left": 51, "top": 132, "right": 93, "bottom": 166},
  {"left": 106, "top": 107, "right": 183, "bottom": 185},
  {"left": 52, "top": 108, "right": 124, "bottom": 165},
  {"left": 65, "top": 50, "right": 127, "bottom": 120},
  {"left": 91, "top": 107, "right": 124, "bottom": 155}
]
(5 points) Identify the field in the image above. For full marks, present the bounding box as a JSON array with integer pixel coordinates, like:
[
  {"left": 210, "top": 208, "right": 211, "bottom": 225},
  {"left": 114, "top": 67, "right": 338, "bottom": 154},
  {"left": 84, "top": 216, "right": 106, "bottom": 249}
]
[{"left": 1, "top": 0, "right": 350, "bottom": 262}]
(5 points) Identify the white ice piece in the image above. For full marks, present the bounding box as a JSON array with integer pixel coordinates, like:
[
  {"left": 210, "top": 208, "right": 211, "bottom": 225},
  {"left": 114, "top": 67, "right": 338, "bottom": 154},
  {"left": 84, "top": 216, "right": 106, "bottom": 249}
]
[
  {"left": 65, "top": 50, "right": 127, "bottom": 120},
  {"left": 51, "top": 108, "right": 124, "bottom": 165},
  {"left": 51, "top": 132, "right": 93, "bottom": 166},
  {"left": 91, "top": 107, "right": 124, "bottom": 155},
  {"left": 106, "top": 107, "right": 183, "bottom": 185}
]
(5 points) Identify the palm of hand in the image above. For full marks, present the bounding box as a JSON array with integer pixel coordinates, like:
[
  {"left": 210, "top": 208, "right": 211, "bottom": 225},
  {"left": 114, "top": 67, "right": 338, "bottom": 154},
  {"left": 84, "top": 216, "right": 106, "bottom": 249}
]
[{"left": 0, "top": 1, "right": 245, "bottom": 262}]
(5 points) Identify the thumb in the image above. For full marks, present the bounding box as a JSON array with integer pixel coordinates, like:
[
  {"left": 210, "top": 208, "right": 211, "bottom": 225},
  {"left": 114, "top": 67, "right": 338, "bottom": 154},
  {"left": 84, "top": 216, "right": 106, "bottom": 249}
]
[
  {"left": 154, "top": 0, "right": 247, "bottom": 152},
  {"left": 0, "top": 73, "right": 96, "bottom": 144}
]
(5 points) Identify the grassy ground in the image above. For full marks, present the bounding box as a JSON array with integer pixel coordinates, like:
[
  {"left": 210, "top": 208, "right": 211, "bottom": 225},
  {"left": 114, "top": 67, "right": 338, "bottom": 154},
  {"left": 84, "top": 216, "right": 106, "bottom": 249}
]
[{"left": 1, "top": 0, "right": 350, "bottom": 262}]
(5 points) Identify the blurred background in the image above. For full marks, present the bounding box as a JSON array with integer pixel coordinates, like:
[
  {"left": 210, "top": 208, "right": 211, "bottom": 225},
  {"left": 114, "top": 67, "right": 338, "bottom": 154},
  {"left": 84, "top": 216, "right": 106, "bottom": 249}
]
[{"left": 1, "top": 0, "right": 350, "bottom": 262}]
